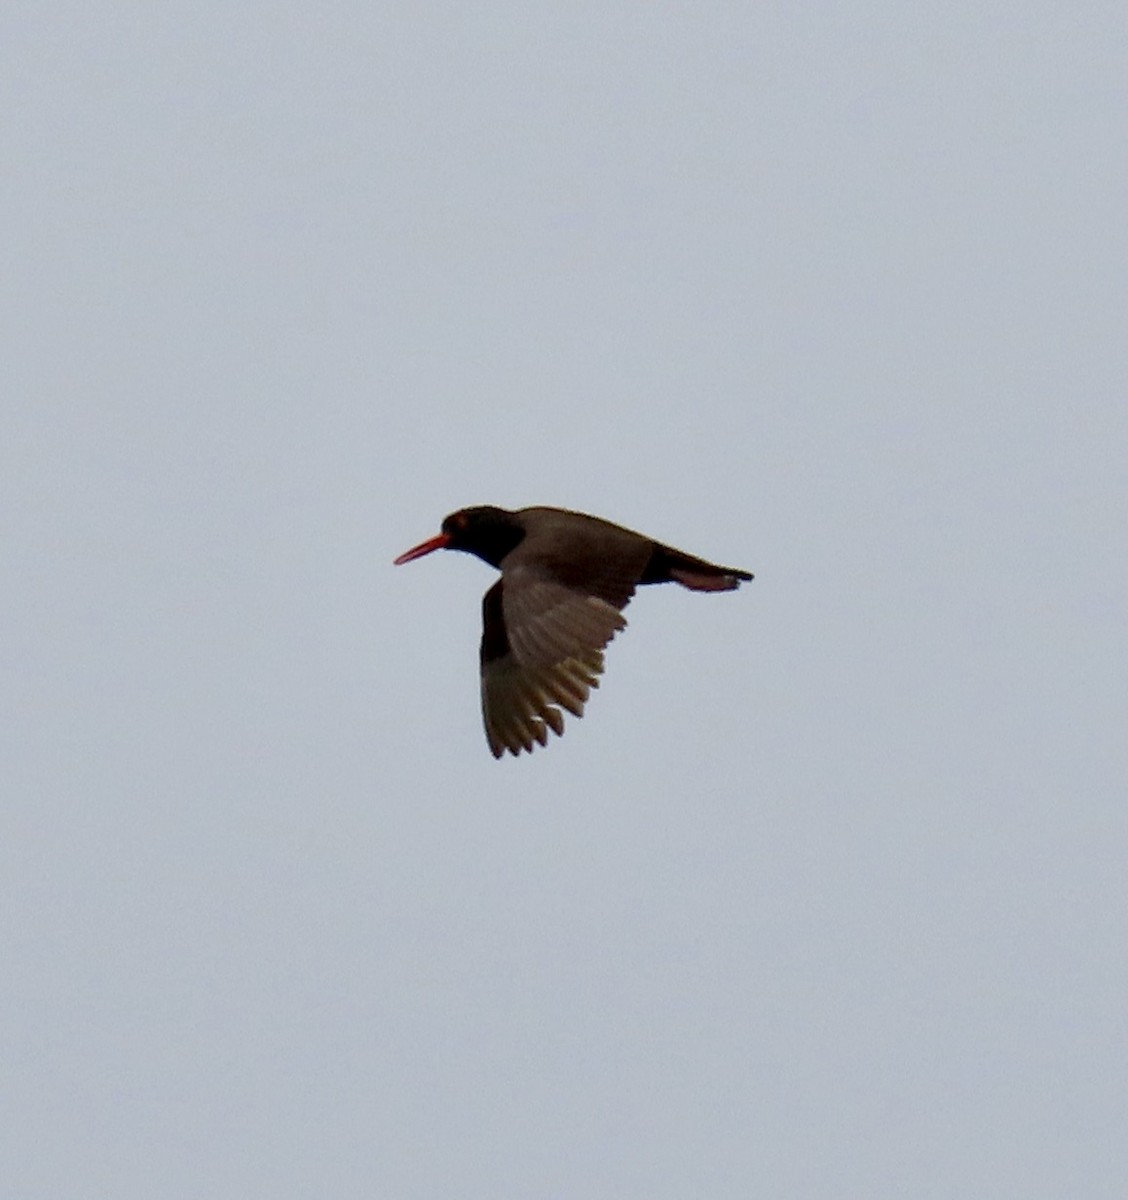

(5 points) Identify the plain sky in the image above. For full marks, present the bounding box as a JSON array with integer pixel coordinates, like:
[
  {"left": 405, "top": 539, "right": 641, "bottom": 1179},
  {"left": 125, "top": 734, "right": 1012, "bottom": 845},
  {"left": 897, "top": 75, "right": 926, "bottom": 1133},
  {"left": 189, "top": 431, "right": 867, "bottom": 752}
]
[{"left": 4, "top": 4, "right": 1127, "bottom": 1197}]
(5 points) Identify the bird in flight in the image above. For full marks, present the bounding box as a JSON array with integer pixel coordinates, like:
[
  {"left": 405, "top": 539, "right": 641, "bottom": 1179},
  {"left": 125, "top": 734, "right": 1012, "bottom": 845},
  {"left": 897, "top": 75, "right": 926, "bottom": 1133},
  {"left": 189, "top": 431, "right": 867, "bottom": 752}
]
[{"left": 394, "top": 506, "right": 753, "bottom": 758}]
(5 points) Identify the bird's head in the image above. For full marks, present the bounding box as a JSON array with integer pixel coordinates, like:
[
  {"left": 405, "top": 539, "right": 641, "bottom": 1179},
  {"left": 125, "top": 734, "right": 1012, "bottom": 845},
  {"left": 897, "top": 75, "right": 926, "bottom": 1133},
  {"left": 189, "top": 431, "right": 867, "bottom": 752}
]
[{"left": 394, "top": 506, "right": 526, "bottom": 569}]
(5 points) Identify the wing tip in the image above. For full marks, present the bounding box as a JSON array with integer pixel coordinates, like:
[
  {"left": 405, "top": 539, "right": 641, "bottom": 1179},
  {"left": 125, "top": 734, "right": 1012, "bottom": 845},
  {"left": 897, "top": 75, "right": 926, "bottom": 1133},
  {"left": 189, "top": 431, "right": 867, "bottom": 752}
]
[{"left": 485, "top": 701, "right": 571, "bottom": 759}]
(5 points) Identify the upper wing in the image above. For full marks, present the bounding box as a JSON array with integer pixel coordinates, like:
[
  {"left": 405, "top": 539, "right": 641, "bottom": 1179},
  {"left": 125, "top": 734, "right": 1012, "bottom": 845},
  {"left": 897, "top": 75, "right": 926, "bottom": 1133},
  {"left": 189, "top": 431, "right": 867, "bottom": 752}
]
[{"left": 479, "top": 568, "right": 630, "bottom": 758}]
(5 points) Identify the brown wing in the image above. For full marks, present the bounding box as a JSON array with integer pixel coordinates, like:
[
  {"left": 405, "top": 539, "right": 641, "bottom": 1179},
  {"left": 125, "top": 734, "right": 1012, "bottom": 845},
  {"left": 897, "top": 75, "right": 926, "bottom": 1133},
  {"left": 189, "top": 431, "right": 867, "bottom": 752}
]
[{"left": 479, "top": 567, "right": 630, "bottom": 758}]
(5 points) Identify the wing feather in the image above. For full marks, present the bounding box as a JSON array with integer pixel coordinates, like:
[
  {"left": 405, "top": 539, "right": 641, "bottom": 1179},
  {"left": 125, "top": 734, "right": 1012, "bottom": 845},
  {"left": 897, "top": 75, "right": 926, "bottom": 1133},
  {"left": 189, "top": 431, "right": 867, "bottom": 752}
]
[{"left": 479, "top": 569, "right": 631, "bottom": 758}]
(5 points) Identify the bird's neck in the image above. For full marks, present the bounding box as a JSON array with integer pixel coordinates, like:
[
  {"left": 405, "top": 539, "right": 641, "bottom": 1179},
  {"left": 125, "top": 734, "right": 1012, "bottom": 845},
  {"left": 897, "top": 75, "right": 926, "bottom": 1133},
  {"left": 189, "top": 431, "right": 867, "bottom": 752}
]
[{"left": 461, "top": 523, "right": 526, "bottom": 569}]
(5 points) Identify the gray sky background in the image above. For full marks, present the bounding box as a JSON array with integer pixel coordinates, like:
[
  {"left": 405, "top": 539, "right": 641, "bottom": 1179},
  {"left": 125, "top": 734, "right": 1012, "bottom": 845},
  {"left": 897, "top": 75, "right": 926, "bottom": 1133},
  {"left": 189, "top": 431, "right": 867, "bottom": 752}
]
[{"left": 4, "top": 4, "right": 1127, "bottom": 1197}]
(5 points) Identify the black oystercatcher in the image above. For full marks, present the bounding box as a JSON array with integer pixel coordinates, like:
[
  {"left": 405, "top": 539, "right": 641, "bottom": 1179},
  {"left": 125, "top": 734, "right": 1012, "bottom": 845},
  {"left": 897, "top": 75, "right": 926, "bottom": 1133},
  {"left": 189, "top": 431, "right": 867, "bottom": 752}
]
[{"left": 394, "top": 506, "right": 753, "bottom": 758}]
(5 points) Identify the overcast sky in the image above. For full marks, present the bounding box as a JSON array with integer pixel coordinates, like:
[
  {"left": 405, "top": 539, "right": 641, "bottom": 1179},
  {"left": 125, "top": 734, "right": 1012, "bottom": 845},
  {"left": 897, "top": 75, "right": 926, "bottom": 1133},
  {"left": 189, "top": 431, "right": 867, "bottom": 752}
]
[{"left": 4, "top": 4, "right": 1127, "bottom": 1197}]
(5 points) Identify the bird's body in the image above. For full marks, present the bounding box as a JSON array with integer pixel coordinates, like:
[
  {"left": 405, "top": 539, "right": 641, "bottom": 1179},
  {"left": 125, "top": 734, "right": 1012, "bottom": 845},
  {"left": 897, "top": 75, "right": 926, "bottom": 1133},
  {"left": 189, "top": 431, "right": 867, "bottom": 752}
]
[{"left": 394, "top": 505, "right": 753, "bottom": 758}]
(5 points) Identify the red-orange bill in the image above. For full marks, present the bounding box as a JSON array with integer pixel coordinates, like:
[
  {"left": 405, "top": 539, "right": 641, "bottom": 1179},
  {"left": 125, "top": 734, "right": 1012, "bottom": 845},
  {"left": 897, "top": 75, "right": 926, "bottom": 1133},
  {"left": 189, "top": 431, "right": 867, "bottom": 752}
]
[{"left": 393, "top": 532, "right": 450, "bottom": 565}]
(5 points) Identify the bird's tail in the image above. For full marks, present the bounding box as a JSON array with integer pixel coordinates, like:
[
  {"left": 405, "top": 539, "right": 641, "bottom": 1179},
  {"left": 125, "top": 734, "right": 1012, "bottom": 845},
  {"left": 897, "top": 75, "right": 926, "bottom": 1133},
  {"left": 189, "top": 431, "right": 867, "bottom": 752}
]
[{"left": 642, "top": 544, "right": 754, "bottom": 592}]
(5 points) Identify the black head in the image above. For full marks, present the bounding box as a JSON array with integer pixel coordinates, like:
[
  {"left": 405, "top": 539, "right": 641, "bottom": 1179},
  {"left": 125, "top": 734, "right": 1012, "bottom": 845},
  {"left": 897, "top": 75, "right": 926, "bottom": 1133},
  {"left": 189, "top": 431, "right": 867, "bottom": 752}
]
[
  {"left": 394, "top": 506, "right": 526, "bottom": 569},
  {"left": 439, "top": 506, "right": 525, "bottom": 567}
]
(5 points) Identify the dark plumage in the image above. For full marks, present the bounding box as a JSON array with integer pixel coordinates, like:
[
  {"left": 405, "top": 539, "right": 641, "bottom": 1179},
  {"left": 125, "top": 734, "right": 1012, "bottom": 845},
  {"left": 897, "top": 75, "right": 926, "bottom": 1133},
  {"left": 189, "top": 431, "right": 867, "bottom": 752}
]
[{"left": 394, "top": 505, "right": 753, "bottom": 758}]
